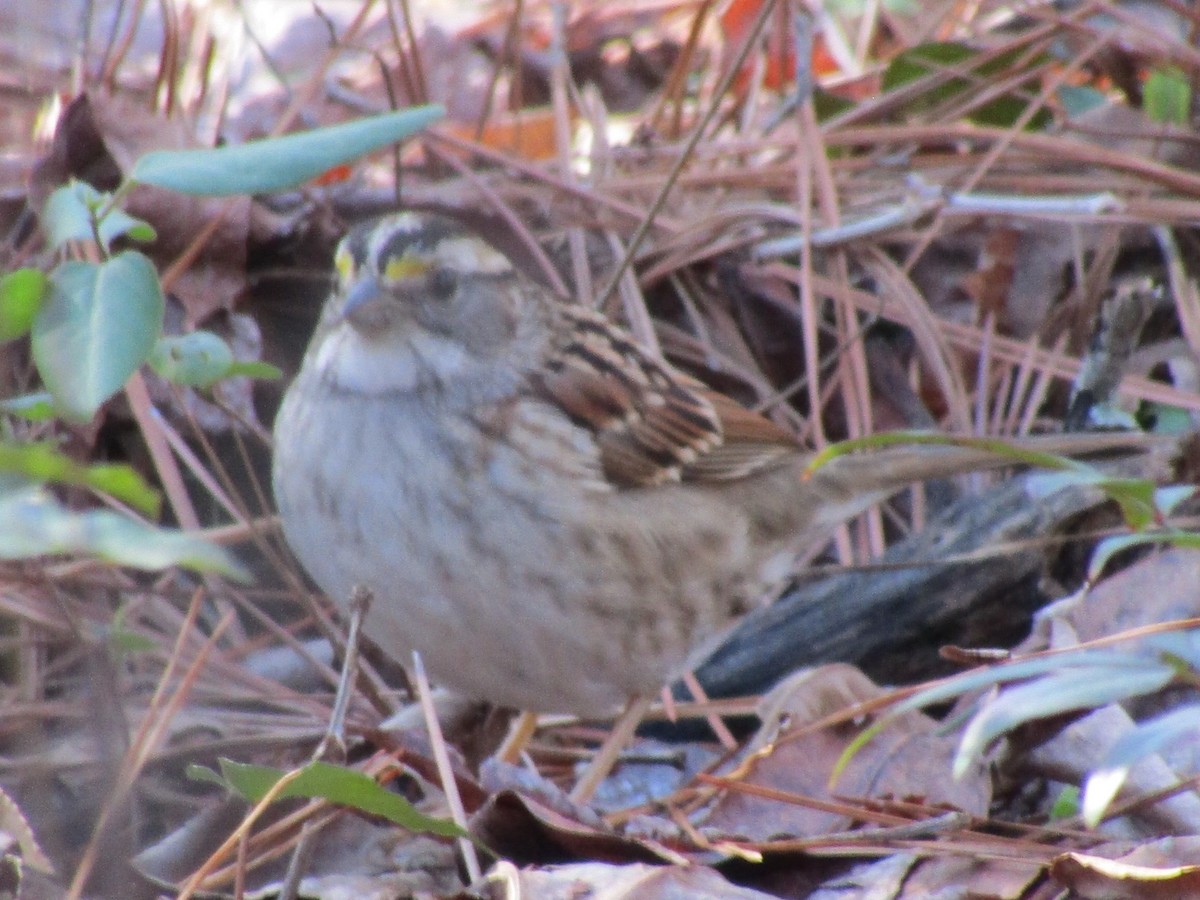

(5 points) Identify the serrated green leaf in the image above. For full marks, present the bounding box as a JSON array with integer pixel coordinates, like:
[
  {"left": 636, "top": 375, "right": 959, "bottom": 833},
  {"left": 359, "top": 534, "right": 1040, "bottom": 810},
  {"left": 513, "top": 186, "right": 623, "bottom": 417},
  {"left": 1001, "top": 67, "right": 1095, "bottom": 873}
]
[
  {"left": 215, "top": 759, "right": 468, "bottom": 838},
  {"left": 954, "top": 664, "right": 1175, "bottom": 776},
  {"left": 149, "top": 331, "right": 234, "bottom": 388},
  {"left": 1144, "top": 67, "right": 1191, "bottom": 125},
  {"left": 0, "top": 488, "right": 245, "bottom": 578},
  {"left": 132, "top": 105, "right": 444, "bottom": 197},
  {"left": 33, "top": 252, "right": 165, "bottom": 422},
  {"left": 0, "top": 783, "right": 54, "bottom": 874},
  {"left": 0, "top": 392, "right": 58, "bottom": 422},
  {"left": 0, "top": 441, "right": 159, "bottom": 515},
  {"left": 0, "top": 268, "right": 48, "bottom": 341}
]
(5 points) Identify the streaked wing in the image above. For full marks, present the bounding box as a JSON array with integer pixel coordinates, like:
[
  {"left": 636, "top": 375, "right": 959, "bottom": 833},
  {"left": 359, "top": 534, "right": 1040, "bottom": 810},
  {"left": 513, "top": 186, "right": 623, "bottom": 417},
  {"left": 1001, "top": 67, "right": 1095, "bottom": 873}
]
[{"left": 529, "top": 306, "right": 798, "bottom": 487}]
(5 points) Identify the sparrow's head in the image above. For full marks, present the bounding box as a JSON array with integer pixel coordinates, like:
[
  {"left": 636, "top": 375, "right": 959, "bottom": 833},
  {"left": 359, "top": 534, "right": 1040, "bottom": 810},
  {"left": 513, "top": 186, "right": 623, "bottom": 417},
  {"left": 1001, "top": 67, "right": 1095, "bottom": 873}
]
[{"left": 311, "top": 213, "right": 546, "bottom": 396}]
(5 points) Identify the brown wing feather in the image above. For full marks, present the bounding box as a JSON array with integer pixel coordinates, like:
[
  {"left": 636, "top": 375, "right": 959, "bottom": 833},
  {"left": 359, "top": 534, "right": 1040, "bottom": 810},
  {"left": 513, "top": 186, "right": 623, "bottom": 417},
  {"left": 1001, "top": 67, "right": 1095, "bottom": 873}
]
[
  {"left": 529, "top": 307, "right": 799, "bottom": 487},
  {"left": 682, "top": 388, "right": 799, "bottom": 481}
]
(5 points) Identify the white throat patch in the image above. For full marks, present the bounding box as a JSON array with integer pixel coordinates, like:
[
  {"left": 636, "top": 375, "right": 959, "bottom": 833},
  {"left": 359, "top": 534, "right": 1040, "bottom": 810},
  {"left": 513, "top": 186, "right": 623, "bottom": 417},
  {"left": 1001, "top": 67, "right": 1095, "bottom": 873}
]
[{"left": 315, "top": 324, "right": 471, "bottom": 395}]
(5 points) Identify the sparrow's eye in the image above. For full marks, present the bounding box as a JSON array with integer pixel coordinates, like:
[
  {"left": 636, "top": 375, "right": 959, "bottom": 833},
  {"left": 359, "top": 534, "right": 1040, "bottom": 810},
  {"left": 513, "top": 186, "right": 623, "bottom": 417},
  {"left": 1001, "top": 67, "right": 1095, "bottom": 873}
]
[{"left": 429, "top": 267, "right": 458, "bottom": 300}]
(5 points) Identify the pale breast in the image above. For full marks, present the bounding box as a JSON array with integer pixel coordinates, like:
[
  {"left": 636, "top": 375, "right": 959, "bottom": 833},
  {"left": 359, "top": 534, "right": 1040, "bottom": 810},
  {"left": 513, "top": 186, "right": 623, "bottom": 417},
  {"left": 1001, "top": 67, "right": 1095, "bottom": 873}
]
[{"left": 274, "top": 377, "right": 795, "bottom": 715}]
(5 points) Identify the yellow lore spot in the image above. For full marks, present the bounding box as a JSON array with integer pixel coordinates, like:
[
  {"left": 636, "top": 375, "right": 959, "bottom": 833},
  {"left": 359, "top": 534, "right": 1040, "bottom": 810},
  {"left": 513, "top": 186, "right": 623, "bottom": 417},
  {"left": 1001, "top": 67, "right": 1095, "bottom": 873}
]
[
  {"left": 383, "top": 253, "right": 432, "bottom": 283},
  {"left": 334, "top": 245, "right": 355, "bottom": 281}
]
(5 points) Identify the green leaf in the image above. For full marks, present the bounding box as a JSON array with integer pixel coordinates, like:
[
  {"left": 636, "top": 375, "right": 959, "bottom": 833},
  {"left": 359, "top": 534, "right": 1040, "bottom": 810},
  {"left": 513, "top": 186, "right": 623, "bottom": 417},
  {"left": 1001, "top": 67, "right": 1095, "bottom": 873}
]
[
  {"left": 1088, "top": 529, "right": 1200, "bottom": 583},
  {"left": 1057, "top": 85, "right": 1108, "bottom": 119},
  {"left": 1049, "top": 785, "right": 1080, "bottom": 821},
  {"left": 1100, "top": 478, "right": 1164, "bottom": 531},
  {"left": 1144, "top": 67, "right": 1191, "bottom": 126},
  {"left": 149, "top": 331, "right": 235, "bottom": 388},
  {"left": 1140, "top": 402, "right": 1194, "bottom": 434},
  {"left": 0, "top": 441, "right": 160, "bottom": 516},
  {"left": 97, "top": 208, "right": 157, "bottom": 248},
  {"left": 225, "top": 360, "right": 282, "bottom": 380},
  {"left": 812, "top": 87, "right": 854, "bottom": 122},
  {"left": 806, "top": 431, "right": 1088, "bottom": 477},
  {"left": 0, "top": 392, "right": 58, "bottom": 422},
  {"left": 109, "top": 629, "right": 158, "bottom": 654},
  {"left": 108, "top": 603, "right": 159, "bottom": 655},
  {"left": 41, "top": 181, "right": 156, "bottom": 252},
  {"left": 953, "top": 663, "right": 1176, "bottom": 776},
  {"left": 149, "top": 332, "right": 282, "bottom": 387},
  {"left": 1148, "top": 629, "right": 1200, "bottom": 671},
  {"left": 1027, "top": 473, "right": 1161, "bottom": 531},
  {"left": 33, "top": 252, "right": 165, "bottom": 422},
  {"left": 0, "top": 487, "right": 245, "bottom": 578},
  {"left": 0, "top": 268, "right": 48, "bottom": 341},
  {"left": 132, "top": 105, "right": 445, "bottom": 197},
  {"left": 1082, "top": 705, "right": 1200, "bottom": 825},
  {"left": 834, "top": 649, "right": 1140, "bottom": 781},
  {"left": 185, "top": 764, "right": 226, "bottom": 788},
  {"left": 882, "top": 41, "right": 1052, "bottom": 130},
  {"left": 213, "top": 759, "right": 469, "bottom": 839},
  {"left": 42, "top": 181, "right": 101, "bottom": 249}
]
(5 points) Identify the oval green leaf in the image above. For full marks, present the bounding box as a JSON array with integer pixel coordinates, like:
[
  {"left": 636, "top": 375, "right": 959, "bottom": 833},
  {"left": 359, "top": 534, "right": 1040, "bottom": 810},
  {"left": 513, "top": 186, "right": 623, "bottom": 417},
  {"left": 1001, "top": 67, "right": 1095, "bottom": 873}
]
[
  {"left": 98, "top": 208, "right": 157, "bottom": 249},
  {"left": 42, "top": 181, "right": 156, "bottom": 251},
  {"left": 0, "top": 441, "right": 160, "bottom": 515},
  {"left": 1145, "top": 67, "right": 1191, "bottom": 126},
  {"left": 42, "top": 181, "right": 102, "bottom": 250},
  {"left": 212, "top": 759, "right": 469, "bottom": 839},
  {"left": 0, "top": 488, "right": 244, "bottom": 578},
  {"left": 0, "top": 392, "right": 57, "bottom": 421},
  {"left": 131, "top": 105, "right": 444, "bottom": 197},
  {"left": 149, "top": 331, "right": 234, "bottom": 388},
  {"left": 33, "top": 252, "right": 165, "bottom": 422},
  {"left": 0, "top": 268, "right": 48, "bottom": 341}
]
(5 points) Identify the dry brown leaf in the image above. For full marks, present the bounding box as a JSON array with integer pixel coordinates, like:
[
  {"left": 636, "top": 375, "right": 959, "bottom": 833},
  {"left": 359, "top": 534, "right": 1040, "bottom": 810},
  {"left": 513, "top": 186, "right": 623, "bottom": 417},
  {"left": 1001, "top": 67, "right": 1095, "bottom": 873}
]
[
  {"left": 899, "top": 854, "right": 1042, "bottom": 900},
  {"left": 484, "top": 859, "right": 778, "bottom": 899},
  {"left": 469, "top": 790, "right": 681, "bottom": 866},
  {"left": 1050, "top": 842, "right": 1200, "bottom": 900},
  {"left": 1033, "top": 548, "right": 1200, "bottom": 647},
  {"left": 698, "top": 664, "right": 989, "bottom": 841}
]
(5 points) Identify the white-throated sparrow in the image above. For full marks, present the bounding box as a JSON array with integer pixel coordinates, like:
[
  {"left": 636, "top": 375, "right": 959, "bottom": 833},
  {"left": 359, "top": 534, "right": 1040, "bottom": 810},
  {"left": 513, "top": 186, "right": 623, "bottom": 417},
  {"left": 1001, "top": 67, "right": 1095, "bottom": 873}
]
[{"left": 272, "top": 212, "right": 1155, "bottom": 717}]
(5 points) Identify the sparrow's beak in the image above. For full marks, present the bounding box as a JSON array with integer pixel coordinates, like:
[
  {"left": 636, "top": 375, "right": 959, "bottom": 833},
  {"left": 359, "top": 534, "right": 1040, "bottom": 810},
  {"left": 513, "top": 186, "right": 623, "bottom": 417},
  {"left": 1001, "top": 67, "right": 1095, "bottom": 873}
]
[
  {"left": 341, "top": 275, "right": 383, "bottom": 328},
  {"left": 341, "top": 253, "right": 431, "bottom": 330}
]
